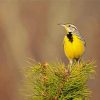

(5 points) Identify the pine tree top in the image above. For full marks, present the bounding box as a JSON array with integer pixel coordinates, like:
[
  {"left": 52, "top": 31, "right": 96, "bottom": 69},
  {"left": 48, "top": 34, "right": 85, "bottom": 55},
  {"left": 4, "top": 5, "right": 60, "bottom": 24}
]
[{"left": 21, "top": 61, "right": 95, "bottom": 100}]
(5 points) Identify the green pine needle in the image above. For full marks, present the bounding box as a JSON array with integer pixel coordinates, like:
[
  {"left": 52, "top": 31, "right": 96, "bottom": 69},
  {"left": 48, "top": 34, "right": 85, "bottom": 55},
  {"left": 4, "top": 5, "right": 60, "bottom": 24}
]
[{"left": 21, "top": 61, "right": 95, "bottom": 100}]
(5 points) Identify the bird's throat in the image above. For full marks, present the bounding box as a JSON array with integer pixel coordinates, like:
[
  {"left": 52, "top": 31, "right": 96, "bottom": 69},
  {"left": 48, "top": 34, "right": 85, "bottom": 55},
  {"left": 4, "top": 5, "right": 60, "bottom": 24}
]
[{"left": 67, "top": 32, "right": 73, "bottom": 42}]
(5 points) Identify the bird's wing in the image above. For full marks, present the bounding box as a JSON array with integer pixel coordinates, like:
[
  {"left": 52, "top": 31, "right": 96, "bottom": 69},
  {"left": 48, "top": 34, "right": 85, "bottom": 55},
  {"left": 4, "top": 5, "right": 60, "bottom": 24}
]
[{"left": 74, "top": 31, "right": 86, "bottom": 46}]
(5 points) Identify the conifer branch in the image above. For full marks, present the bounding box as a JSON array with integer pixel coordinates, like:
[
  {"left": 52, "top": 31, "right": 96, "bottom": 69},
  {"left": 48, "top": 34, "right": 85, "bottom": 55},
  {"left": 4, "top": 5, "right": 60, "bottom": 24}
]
[{"left": 21, "top": 61, "right": 95, "bottom": 100}]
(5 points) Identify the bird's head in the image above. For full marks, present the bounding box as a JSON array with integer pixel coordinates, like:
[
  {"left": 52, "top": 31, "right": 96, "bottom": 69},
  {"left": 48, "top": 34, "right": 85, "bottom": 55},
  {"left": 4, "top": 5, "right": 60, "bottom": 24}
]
[{"left": 59, "top": 23, "right": 77, "bottom": 34}]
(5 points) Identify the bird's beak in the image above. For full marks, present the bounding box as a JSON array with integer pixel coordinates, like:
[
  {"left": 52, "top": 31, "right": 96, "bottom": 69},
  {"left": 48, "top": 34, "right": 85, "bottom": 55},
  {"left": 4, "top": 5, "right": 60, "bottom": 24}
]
[
  {"left": 58, "top": 24, "right": 68, "bottom": 34},
  {"left": 58, "top": 23, "right": 66, "bottom": 28}
]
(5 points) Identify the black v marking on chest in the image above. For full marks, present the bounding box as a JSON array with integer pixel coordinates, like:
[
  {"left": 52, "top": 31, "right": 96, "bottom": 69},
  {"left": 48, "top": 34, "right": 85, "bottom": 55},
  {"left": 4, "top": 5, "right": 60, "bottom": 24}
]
[{"left": 67, "top": 32, "right": 73, "bottom": 42}]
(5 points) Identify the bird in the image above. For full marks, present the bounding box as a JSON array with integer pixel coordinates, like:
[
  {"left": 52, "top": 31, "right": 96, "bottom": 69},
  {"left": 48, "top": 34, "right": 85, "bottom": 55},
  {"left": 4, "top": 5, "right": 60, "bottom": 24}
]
[{"left": 60, "top": 23, "right": 85, "bottom": 65}]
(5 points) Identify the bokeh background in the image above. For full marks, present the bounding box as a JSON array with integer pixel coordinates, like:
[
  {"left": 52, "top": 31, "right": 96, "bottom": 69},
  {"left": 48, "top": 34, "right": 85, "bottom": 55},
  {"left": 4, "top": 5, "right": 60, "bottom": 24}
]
[{"left": 0, "top": 0, "right": 100, "bottom": 100}]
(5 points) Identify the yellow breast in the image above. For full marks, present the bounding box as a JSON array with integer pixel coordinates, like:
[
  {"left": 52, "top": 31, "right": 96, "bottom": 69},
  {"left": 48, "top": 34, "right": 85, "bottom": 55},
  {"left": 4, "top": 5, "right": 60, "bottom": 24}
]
[{"left": 64, "top": 35, "right": 85, "bottom": 60}]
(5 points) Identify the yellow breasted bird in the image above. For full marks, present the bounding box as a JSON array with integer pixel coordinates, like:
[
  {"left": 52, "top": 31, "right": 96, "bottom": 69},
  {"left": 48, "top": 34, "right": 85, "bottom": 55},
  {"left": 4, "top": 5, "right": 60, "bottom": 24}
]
[{"left": 60, "top": 24, "right": 85, "bottom": 64}]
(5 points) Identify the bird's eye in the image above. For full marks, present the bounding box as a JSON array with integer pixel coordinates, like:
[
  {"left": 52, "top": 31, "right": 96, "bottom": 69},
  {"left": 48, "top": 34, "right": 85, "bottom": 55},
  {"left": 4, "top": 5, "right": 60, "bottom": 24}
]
[{"left": 69, "top": 25, "right": 71, "bottom": 27}]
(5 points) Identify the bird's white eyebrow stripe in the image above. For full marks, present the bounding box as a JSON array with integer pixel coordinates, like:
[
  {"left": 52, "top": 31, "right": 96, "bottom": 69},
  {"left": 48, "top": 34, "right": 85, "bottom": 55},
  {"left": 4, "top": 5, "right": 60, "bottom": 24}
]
[{"left": 72, "top": 26, "right": 77, "bottom": 29}]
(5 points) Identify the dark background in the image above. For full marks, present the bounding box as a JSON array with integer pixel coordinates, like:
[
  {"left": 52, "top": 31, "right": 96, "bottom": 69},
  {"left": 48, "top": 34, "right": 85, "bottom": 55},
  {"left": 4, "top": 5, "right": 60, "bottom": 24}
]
[{"left": 0, "top": 0, "right": 100, "bottom": 100}]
